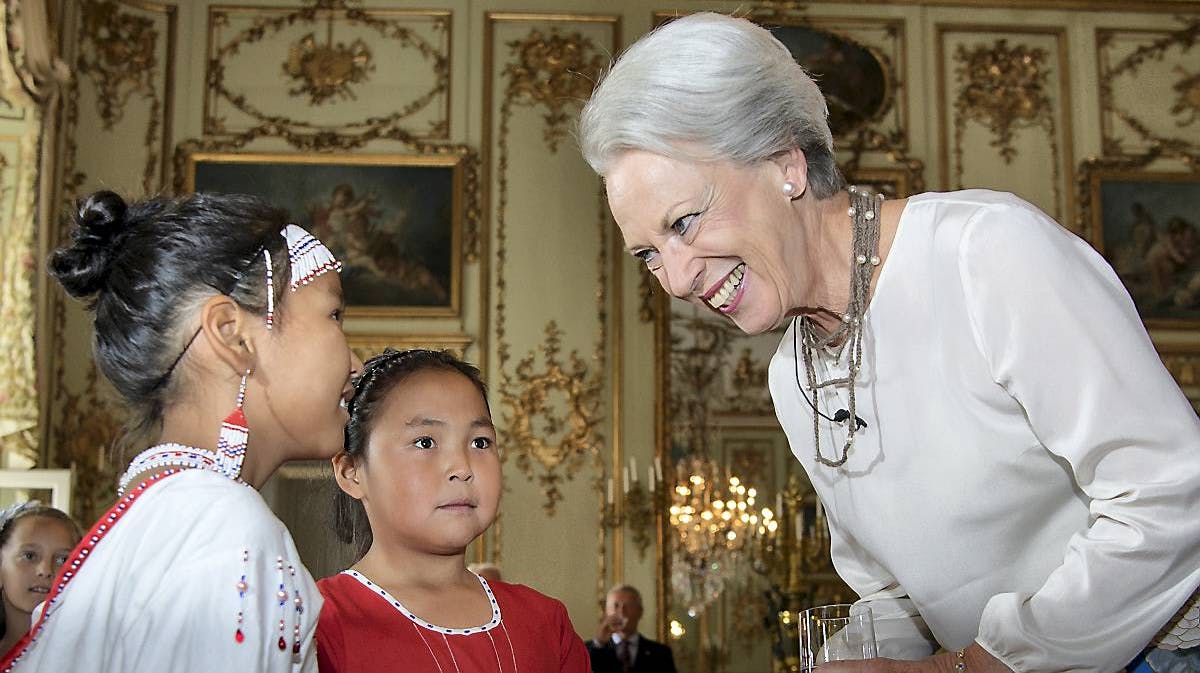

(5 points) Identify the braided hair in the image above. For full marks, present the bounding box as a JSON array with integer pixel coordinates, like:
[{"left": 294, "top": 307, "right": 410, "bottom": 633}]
[{"left": 334, "top": 348, "right": 489, "bottom": 561}]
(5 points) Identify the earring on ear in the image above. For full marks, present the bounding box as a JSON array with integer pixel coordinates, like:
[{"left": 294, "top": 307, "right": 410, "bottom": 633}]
[
  {"left": 783, "top": 181, "right": 802, "bottom": 199},
  {"left": 216, "top": 369, "right": 251, "bottom": 481}
]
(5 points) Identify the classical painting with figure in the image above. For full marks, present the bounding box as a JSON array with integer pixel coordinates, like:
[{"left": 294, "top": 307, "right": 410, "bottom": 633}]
[
  {"left": 1096, "top": 174, "right": 1200, "bottom": 324},
  {"left": 190, "top": 153, "right": 462, "bottom": 317}
]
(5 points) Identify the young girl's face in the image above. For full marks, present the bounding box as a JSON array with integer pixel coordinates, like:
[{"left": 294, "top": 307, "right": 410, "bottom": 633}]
[
  {"left": 356, "top": 368, "right": 501, "bottom": 555},
  {"left": 252, "top": 272, "right": 361, "bottom": 460},
  {"left": 0, "top": 517, "right": 77, "bottom": 613}
]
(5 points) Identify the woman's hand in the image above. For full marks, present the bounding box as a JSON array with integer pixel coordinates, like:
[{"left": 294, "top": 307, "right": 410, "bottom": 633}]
[{"left": 815, "top": 644, "right": 1013, "bottom": 673}]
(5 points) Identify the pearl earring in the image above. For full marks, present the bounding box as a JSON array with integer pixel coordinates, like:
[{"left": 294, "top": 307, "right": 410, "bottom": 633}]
[{"left": 783, "top": 181, "right": 798, "bottom": 197}]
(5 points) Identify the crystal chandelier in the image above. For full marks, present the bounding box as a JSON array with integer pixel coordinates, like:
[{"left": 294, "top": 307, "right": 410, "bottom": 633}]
[{"left": 668, "top": 455, "right": 778, "bottom": 615}]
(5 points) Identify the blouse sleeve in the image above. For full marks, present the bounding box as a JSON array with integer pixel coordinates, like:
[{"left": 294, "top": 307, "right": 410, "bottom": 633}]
[
  {"left": 827, "top": 516, "right": 938, "bottom": 660},
  {"left": 958, "top": 198, "right": 1200, "bottom": 673}
]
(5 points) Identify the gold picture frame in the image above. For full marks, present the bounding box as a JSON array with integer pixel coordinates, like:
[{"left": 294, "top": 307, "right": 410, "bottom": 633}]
[
  {"left": 347, "top": 332, "right": 473, "bottom": 364},
  {"left": 183, "top": 151, "right": 465, "bottom": 320},
  {"left": 1082, "top": 167, "right": 1200, "bottom": 330}
]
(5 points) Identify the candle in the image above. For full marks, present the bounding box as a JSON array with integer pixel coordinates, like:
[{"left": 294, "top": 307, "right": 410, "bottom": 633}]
[
  {"left": 775, "top": 493, "right": 783, "bottom": 517},
  {"left": 607, "top": 478, "right": 614, "bottom": 505},
  {"left": 815, "top": 499, "right": 824, "bottom": 523},
  {"left": 648, "top": 466, "right": 656, "bottom": 492},
  {"left": 655, "top": 457, "right": 663, "bottom": 481},
  {"left": 794, "top": 510, "right": 804, "bottom": 541},
  {"left": 623, "top": 466, "right": 630, "bottom": 494},
  {"left": 630, "top": 456, "right": 637, "bottom": 480}
]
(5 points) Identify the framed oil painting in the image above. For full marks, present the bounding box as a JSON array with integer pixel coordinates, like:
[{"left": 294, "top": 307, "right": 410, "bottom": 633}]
[
  {"left": 184, "top": 152, "right": 463, "bottom": 319},
  {"left": 1086, "top": 170, "right": 1200, "bottom": 328}
]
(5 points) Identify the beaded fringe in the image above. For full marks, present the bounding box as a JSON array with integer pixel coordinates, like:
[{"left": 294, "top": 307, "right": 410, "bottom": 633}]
[{"left": 282, "top": 224, "right": 343, "bottom": 291}]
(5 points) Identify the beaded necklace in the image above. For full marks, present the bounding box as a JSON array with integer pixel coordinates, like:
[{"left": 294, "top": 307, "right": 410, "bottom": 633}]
[
  {"left": 118, "top": 443, "right": 247, "bottom": 496},
  {"left": 794, "top": 186, "right": 883, "bottom": 468}
]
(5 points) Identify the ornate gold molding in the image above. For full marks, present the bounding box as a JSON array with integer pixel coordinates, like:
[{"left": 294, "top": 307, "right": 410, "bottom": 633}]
[
  {"left": 77, "top": 2, "right": 157, "bottom": 129},
  {"left": 206, "top": 4, "right": 450, "bottom": 139},
  {"left": 284, "top": 31, "right": 373, "bottom": 105},
  {"left": 500, "top": 321, "right": 604, "bottom": 513},
  {"left": 501, "top": 28, "right": 607, "bottom": 153},
  {"left": 953, "top": 39, "right": 1053, "bottom": 164},
  {"left": 937, "top": 25, "right": 1073, "bottom": 223},
  {"left": 493, "top": 25, "right": 609, "bottom": 515},
  {"left": 347, "top": 333, "right": 473, "bottom": 364},
  {"left": 1097, "top": 18, "right": 1200, "bottom": 159},
  {"left": 171, "top": 125, "right": 482, "bottom": 263},
  {"left": 1074, "top": 146, "right": 1200, "bottom": 241}
]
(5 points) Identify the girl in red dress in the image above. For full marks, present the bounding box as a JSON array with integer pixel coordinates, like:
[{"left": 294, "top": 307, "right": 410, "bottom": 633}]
[{"left": 318, "top": 349, "right": 590, "bottom": 673}]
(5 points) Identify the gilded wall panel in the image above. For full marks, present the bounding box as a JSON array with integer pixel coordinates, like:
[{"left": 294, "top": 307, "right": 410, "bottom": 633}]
[
  {"left": 205, "top": 3, "right": 450, "bottom": 139},
  {"left": 1097, "top": 18, "right": 1200, "bottom": 158},
  {"left": 484, "top": 10, "right": 621, "bottom": 633},
  {"left": 937, "top": 25, "right": 1074, "bottom": 226},
  {"left": 44, "top": 0, "right": 176, "bottom": 524}
]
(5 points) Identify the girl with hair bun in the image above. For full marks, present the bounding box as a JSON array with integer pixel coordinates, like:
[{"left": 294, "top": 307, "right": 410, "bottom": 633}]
[{"left": 0, "top": 190, "right": 362, "bottom": 672}]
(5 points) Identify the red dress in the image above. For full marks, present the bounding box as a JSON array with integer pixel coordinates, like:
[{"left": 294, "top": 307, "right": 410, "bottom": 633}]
[{"left": 317, "top": 570, "right": 590, "bottom": 673}]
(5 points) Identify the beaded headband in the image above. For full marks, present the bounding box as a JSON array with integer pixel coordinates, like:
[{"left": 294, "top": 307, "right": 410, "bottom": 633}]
[
  {"left": 283, "top": 224, "right": 342, "bottom": 291},
  {"left": 155, "top": 224, "right": 342, "bottom": 384},
  {"left": 262, "top": 224, "right": 341, "bottom": 329}
]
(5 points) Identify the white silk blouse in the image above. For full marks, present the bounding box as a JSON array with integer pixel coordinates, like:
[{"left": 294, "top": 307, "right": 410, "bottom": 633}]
[{"left": 769, "top": 190, "right": 1200, "bottom": 673}]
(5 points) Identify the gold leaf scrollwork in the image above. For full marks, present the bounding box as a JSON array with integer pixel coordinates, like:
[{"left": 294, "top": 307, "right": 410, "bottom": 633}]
[
  {"left": 501, "top": 322, "right": 604, "bottom": 515},
  {"left": 1098, "top": 18, "right": 1200, "bottom": 157},
  {"left": 284, "top": 32, "right": 374, "bottom": 105},
  {"left": 208, "top": 5, "right": 449, "bottom": 138},
  {"left": 952, "top": 38, "right": 1061, "bottom": 219},
  {"left": 494, "top": 26, "right": 609, "bottom": 515},
  {"left": 503, "top": 29, "right": 606, "bottom": 153},
  {"left": 1171, "top": 66, "right": 1200, "bottom": 128},
  {"left": 953, "top": 39, "right": 1052, "bottom": 165},
  {"left": 78, "top": 1, "right": 158, "bottom": 130}
]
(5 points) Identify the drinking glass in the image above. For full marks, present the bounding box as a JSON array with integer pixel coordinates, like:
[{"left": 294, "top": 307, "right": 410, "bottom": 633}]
[{"left": 799, "top": 604, "right": 877, "bottom": 671}]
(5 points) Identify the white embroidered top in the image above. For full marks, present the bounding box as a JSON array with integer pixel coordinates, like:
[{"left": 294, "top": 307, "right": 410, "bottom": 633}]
[
  {"left": 768, "top": 190, "right": 1200, "bottom": 673},
  {"left": 10, "top": 469, "right": 321, "bottom": 672}
]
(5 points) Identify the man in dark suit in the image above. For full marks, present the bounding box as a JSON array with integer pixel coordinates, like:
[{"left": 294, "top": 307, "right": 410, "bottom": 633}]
[{"left": 586, "top": 585, "right": 677, "bottom": 673}]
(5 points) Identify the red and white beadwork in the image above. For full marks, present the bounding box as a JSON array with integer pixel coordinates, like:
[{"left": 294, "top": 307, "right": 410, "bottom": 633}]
[
  {"left": 235, "top": 549, "right": 249, "bottom": 644},
  {"left": 263, "top": 248, "right": 275, "bottom": 331},
  {"left": 118, "top": 444, "right": 235, "bottom": 496},
  {"left": 282, "top": 224, "right": 341, "bottom": 291},
  {"left": 216, "top": 371, "right": 251, "bottom": 480}
]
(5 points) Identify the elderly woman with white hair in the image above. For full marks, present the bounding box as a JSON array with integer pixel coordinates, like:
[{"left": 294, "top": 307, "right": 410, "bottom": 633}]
[{"left": 579, "top": 12, "right": 1200, "bottom": 673}]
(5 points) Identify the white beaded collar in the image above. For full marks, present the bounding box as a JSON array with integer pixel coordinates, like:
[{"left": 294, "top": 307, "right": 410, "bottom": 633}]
[{"left": 342, "top": 569, "right": 502, "bottom": 635}]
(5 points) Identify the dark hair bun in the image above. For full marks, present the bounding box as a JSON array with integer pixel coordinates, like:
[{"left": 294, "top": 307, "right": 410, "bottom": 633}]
[{"left": 49, "top": 190, "right": 133, "bottom": 298}]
